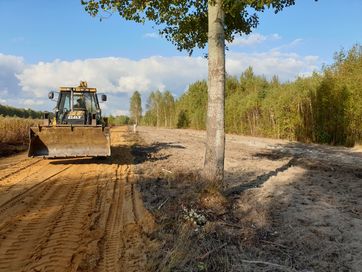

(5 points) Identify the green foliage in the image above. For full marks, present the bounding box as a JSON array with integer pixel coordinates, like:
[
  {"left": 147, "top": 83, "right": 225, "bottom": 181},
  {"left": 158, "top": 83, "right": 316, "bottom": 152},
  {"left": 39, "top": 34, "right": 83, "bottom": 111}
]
[
  {"left": 331, "top": 45, "right": 362, "bottom": 145},
  {"left": 177, "top": 110, "right": 190, "bottom": 128},
  {"left": 139, "top": 44, "right": 362, "bottom": 147},
  {"left": 130, "top": 91, "right": 142, "bottom": 124},
  {"left": 313, "top": 74, "right": 348, "bottom": 144},
  {"left": 108, "top": 115, "right": 130, "bottom": 126},
  {"left": 177, "top": 81, "right": 207, "bottom": 130},
  {"left": 82, "top": 0, "right": 298, "bottom": 54},
  {"left": 0, "top": 104, "right": 43, "bottom": 119},
  {"left": 142, "top": 90, "right": 176, "bottom": 127}
]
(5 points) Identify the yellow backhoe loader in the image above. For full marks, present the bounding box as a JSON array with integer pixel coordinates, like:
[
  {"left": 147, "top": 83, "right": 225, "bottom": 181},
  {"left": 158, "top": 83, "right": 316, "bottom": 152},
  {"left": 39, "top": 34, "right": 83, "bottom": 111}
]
[{"left": 28, "top": 81, "right": 111, "bottom": 158}]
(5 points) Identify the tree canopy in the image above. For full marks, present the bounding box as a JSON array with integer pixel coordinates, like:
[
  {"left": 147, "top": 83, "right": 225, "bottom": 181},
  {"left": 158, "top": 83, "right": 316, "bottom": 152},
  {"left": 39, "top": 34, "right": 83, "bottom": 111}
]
[
  {"left": 108, "top": 114, "right": 130, "bottom": 126},
  {"left": 82, "top": 0, "right": 299, "bottom": 54}
]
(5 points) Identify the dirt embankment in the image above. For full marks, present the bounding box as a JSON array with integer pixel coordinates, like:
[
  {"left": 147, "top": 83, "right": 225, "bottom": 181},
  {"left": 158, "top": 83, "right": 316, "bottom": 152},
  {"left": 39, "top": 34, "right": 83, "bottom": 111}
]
[
  {"left": 133, "top": 126, "right": 362, "bottom": 272},
  {"left": 0, "top": 127, "right": 155, "bottom": 272}
]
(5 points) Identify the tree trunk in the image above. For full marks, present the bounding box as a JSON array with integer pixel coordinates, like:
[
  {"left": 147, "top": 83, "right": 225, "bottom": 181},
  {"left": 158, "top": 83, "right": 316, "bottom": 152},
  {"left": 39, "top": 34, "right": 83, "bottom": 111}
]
[
  {"left": 203, "top": 0, "right": 225, "bottom": 185},
  {"left": 135, "top": 104, "right": 138, "bottom": 125},
  {"left": 156, "top": 104, "right": 160, "bottom": 127}
]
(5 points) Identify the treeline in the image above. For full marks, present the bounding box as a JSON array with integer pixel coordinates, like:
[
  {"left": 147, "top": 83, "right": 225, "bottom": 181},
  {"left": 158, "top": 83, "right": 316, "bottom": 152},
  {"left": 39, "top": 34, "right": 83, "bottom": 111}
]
[
  {"left": 108, "top": 115, "right": 130, "bottom": 126},
  {"left": 0, "top": 104, "right": 43, "bottom": 119},
  {"left": 140, "top": 45, "right": 362, "bottom": 146},
  {"left": 142, "top": 91, "right": 176, "bottom": 128}
]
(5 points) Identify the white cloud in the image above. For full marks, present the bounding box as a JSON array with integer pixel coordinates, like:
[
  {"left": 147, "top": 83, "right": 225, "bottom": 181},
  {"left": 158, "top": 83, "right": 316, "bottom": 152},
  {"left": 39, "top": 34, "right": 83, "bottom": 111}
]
[
  {"left": 16, "top": 56, "right": 207, "bottom": 99},
  {"left": 118, "top": 76, "right": 151, "bottom": 92},
  {"left": 113, "top": 109, "right": 129, "bottom": 116},
  {"left": 272, "top": 38, "right": 303, "bottom": 51},
  {"left": 226, "top": 51, "right": 319, "bottom": 81},
  {"left": 0, "top": 53, "right": 24, "bottom": 71},
  {"left": 0, "top": 53, "right": 25, "bottom": 97},
  {"left": 0, "top": 44, "right": 320, "bottom": 115},
  {"left": 229, "top": 33, "right": 281, "bottom": 47},
  {"left": 290, "top": 38, "right": 303, "bottom": 47},
  {"left": 144, "top": 32, "right": 159, "bottom": 39},
  {"left": 20, "top": 99, "right": 45, "bottom": 106}
]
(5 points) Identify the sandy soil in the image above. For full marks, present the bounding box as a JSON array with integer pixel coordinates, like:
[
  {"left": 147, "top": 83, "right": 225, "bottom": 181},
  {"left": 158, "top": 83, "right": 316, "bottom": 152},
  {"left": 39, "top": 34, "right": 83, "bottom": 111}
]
[
  {"left": 1, "top": 125, "right": 361, "bottom": 271},
  {"left": 0, "top": 127, "right": 155, "bottom": 272},
  {"left": 133, "top": 126, "right": 362, "bottom": 272}
]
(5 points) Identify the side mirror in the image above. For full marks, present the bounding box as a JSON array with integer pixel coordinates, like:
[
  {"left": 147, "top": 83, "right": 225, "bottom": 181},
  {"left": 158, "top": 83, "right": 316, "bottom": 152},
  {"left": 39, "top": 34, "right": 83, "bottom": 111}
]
[
  {"left": 101, "top": 94, "right": 107, "bottom": 102},
  {"left": 48, "top": 91, "right": 54, "bottom": 100}
]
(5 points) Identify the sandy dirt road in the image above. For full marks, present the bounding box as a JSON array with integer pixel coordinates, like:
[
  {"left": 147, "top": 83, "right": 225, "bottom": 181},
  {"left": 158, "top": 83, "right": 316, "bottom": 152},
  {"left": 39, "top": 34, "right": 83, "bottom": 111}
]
[{"left": 0, "top": 127, "right": 154, "bottom": 272}]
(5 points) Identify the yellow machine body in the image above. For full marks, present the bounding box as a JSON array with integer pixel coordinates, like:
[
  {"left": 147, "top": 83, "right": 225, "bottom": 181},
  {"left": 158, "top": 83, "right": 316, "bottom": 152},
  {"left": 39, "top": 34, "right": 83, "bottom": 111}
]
[{"left": 28, "top": 81, "right": 110, "bottom": 158}]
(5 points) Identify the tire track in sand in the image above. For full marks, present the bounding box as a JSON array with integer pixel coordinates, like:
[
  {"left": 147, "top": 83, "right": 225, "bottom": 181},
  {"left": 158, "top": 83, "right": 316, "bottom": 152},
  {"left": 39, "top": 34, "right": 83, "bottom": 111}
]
[
  {"left": 0, "top": 158, "right": 42, "bottom": 182},
  {"left": 96, "top": 164, "right": 127, "bottom": 272},
  {"left": 0, "top": 165, "right": 76, "bottom": 271},
  {"left": 23, "top": 165, "right": 104, "bottom": 272},
  {"left": 0, "top": 127, "right": 154, "bottom": 272},
  {"left": 96, "top": 162, "right": 153, "bottom": 272},
  {"left": 0, "top": 165, "right": 71, "bottom": 215},
  {"left": 93, "top": 127, "right": 155, "bottom": 272},
  {"left": 0, "top": 164, "right": 107, "bottom": 272}
]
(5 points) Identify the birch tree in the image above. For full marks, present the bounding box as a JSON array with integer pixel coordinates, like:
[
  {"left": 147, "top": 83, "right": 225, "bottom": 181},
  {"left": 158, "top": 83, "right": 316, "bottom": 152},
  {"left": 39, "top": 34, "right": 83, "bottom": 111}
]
[{"left": 130, "top": 91, "right": 142, "bottom": 125}]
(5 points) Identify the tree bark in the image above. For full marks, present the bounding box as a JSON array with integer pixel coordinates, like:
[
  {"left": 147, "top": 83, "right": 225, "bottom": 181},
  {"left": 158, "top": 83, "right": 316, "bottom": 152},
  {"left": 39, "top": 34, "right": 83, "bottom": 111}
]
[
  {"left": 156, "top": 103, "right": 160, "bottom": 127},
  {"left": 203, "top": 0, "right": 225, "bottom": 185}
]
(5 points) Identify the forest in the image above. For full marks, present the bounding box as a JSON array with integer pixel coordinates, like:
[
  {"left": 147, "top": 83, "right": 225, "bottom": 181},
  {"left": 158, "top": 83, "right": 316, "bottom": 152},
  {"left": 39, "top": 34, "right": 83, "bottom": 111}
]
[
  {"left": 108, "top": 115, "right": 130, "bottom": 126},
  {"left": 139, "top": 45, "right": 362, "bottom": 146},
  {"left": 0, "top": 104, "right": 43, "bottom": 119}
]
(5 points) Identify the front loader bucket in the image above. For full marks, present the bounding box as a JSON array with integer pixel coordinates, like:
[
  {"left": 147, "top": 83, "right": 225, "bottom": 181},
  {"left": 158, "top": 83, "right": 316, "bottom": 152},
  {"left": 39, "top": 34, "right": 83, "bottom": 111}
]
[{"left": 28, "top": 126, "right": 111, "bottom": 158}]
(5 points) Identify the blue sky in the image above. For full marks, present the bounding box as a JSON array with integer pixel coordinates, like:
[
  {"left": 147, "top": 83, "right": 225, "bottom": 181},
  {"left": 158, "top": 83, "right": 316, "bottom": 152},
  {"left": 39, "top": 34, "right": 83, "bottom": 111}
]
[{"left": 0, "top": 0, "right": 361, "bottom": 115}]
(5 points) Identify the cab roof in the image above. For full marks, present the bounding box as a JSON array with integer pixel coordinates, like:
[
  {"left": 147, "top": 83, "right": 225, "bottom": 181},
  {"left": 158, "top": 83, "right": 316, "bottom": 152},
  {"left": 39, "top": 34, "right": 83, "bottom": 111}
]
[{"left": 59, "top": 81, "right": 97, "bottom": 93}]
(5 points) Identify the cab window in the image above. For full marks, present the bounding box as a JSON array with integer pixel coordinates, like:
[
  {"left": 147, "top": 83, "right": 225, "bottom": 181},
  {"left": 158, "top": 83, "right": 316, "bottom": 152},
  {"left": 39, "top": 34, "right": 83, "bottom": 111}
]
[
  {"left": 59, "top": 92, "right": 71, "bottom": 112},
  {"left": 73, "top": 93, "right": 97, "bottom": 112},
  {"left": 73, "top": 93, "right": 86, "bottom": 109}
]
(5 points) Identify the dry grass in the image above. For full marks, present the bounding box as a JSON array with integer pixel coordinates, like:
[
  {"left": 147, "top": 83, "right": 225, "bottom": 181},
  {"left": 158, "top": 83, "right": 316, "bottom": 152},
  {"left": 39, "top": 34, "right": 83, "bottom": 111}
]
[
  {"left": 133, "top": 128, "right": 362, "bottom": 272},
  {"left": 131, "top": 132, "right": 237, "bottom": 271},
  {"left": 0, "top": 116, "right": 42, "bottom": 156},
  {"left": 138, "top": 172, "right": 239, "bottom": 272},
  {"left": 139, "top": 171, "right": 305, "bottom": 272}
]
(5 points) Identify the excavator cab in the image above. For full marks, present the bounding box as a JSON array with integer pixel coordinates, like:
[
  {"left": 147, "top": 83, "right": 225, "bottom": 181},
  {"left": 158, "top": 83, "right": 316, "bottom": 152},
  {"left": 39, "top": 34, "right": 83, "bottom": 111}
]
[{"left": 28, "top": 81, "right": 111, "bottom": 158}]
